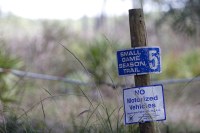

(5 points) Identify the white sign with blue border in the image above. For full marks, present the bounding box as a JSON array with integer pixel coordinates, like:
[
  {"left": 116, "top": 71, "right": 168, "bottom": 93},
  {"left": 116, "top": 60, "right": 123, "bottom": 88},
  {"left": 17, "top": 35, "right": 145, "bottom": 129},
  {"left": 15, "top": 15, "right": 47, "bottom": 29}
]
[
  {"left": 123, "top": 84, "right": 166, "bottom": 124},
  {"left": 116, "top": 47, "right": 161, "bottom": 76}
]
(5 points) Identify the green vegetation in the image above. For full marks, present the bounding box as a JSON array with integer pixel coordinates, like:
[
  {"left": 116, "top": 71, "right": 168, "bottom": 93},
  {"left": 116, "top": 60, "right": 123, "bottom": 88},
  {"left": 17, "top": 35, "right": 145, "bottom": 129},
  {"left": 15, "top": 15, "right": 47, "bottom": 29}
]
[
  {"left": 79, "top": 38, "right": 121, "bottom": 84},
  {"left": 159, "top": 49, "right": 200, "bottom": 79},
  {"left": 156, "top": 0, "right": 200, "bottom": 36},
  {"left": 0, "top": 2, "right": 200, "bottom": 132},
  {"left": 0, "top": 44, "right": 22, "bottom": 103}
]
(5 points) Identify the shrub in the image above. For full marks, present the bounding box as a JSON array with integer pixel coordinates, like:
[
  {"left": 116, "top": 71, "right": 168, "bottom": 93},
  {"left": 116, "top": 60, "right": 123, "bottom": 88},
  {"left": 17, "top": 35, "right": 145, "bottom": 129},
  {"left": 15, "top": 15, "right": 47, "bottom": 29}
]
[
  {"left": 78, "top": 38, "right": 122, "bottom": 85},
  {"left": 158, "top": 48, "right": 200, "bottom": 79},
  {"left": 0, "top": 44, "right": 22, "bottom": 103}
]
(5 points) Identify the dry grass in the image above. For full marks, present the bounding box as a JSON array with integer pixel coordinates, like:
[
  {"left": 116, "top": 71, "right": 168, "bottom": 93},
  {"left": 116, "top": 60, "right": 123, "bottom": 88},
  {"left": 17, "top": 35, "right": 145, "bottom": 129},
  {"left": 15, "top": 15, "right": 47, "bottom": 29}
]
[{"left": 0, "top": 79, "right": 198, "bottom": 132}]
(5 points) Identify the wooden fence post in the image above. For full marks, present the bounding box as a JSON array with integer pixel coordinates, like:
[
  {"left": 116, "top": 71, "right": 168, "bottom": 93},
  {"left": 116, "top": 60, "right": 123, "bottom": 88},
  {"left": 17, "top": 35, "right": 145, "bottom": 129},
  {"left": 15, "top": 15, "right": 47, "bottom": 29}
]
[{"left": 128, "top": 9, "right": 156, "bottom": 133}]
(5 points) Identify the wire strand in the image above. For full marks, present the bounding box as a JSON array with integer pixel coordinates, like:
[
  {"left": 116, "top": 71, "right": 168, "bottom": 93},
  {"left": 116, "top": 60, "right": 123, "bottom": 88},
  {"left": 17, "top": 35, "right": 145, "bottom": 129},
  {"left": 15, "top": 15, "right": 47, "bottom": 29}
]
[{"left": 0, "top": 68, "right": 200, "bottom": 88}]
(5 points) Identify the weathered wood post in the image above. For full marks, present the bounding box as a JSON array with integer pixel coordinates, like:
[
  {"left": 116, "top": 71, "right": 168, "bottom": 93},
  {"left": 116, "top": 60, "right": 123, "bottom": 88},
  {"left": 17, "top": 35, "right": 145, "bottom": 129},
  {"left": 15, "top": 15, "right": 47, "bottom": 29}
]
[{"left": 128, "top": 8, "right": 156, "bottom": 133}]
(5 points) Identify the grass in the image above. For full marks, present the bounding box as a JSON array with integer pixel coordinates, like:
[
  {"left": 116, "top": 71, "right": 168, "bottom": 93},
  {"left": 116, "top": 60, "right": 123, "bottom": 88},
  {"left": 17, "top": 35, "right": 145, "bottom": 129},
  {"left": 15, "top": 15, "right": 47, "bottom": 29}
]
[
  {"left": 1, "top": 73, "right": 200, "bottom": 133},
  {"left": 0, "top": 10, "right": 200, "bottom": 133},
  {"left": 0, "top": 34, "right": 200, "bottom": 133}
]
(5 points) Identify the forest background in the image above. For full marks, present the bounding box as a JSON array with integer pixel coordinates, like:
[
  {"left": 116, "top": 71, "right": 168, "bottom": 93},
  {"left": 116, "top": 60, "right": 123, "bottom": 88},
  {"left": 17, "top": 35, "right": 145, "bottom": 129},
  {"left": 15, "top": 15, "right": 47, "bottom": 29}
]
[{"left": 0, "top": 0, "right": 200, "bottom": 132}]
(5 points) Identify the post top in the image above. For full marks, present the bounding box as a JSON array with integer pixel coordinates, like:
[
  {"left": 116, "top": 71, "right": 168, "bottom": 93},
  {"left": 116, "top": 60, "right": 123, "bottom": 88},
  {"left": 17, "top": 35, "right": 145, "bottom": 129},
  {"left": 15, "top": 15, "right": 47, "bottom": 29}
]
[{"left": 129, "top": 9, "right": 143, "bottom": 14}]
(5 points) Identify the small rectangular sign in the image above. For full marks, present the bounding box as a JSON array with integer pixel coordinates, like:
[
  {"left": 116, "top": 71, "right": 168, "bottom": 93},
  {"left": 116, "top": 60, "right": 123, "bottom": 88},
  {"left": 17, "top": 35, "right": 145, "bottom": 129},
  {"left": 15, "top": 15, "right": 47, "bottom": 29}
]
[
  {"left": 116, "top": 47, "right": 161, "bottom": 76},
  {"left": 123, "top": 84, "right": 166, "bottom": 124}
]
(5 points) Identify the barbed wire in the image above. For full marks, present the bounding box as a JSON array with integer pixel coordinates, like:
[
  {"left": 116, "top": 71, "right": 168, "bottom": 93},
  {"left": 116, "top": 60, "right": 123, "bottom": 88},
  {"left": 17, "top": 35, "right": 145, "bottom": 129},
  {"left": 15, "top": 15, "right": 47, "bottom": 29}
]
[{"left": 0, "top": 68, "right": 200, "bottom": 88}]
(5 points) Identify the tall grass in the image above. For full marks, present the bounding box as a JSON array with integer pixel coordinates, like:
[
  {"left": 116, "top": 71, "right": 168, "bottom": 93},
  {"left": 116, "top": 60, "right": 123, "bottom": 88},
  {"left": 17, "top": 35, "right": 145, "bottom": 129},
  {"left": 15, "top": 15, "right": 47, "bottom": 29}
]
[{"left": 0, "top": 38, "right": 200, "bottom": 132}]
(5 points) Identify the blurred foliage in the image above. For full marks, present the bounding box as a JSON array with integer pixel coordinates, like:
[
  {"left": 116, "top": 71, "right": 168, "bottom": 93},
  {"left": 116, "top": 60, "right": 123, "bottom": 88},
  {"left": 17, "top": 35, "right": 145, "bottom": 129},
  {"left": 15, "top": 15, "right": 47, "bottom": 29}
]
[
  {"left": 69, "top": 112, "right": 139, "bottom": 133},
  {"left": 27, "top": 20, "right": 77, "bottom": 75},
  {"left": 159, "top": 48, "right": 200, "bottom": 79},
  {"left": 156, "top": 0, "right": 200, "bottom": 36},
  {"left": 78, "top": 38, "right": 123, "bottom": 84},
  {"left": 163, "top": 122, "right": 200, "bottom": 133},
  {"left": 0, "top": 44, "right": 22, "bottom": 103},
  {"left": 0, "top": 4, "right": 200, "bottom": 133},
  {"left": 0, "top": 114, "right": 49, "bottom": 133}
]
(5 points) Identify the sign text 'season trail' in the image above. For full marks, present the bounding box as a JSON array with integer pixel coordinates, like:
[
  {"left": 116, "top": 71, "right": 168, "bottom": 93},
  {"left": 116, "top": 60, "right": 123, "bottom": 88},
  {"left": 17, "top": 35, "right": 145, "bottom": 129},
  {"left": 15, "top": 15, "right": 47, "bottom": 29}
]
[
  {"left": 117, "top": 47, "right": 161, "bottom": 76},
  {"left": 123, "top": 84, "right": 166, "bottom": 124}
]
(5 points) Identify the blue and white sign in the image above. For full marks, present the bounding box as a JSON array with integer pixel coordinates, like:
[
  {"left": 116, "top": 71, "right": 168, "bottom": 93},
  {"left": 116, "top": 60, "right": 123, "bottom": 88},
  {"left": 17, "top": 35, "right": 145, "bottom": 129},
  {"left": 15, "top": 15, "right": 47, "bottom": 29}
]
[
  {"left": 123, "top": 84, "right": 166, "bottom": 124},
  {"left": 116, "top": 47, "right": 161, "bottom": 76}
]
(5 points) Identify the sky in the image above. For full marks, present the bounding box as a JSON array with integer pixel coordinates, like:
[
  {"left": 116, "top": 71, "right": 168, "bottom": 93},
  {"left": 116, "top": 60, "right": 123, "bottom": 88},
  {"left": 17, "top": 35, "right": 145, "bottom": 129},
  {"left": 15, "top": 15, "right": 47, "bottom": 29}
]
[{"left": 0, "top": 0, "right": 134, "bottom": 20}]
